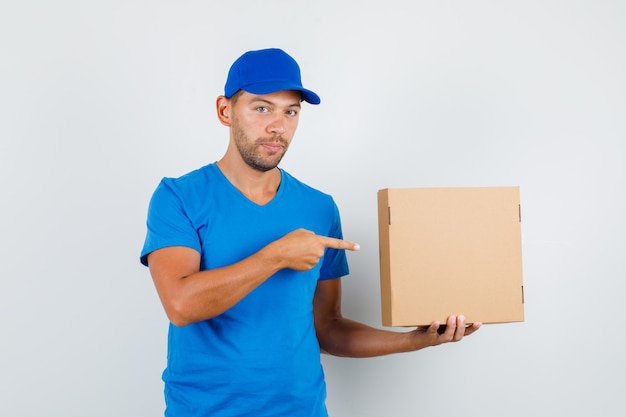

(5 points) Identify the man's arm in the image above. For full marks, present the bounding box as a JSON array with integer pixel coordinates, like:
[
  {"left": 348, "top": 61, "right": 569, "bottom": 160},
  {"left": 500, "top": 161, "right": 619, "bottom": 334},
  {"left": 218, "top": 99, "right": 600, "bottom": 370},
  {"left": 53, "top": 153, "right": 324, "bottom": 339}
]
[
  {"left": 147, "top": 228, "right": 358, "bottom": 326},
  {"left": 313, "top": 278, "right": 481, "bottom": 358},
  {"left": 147, "top": 244, "right": 280, "bottom": 326}
]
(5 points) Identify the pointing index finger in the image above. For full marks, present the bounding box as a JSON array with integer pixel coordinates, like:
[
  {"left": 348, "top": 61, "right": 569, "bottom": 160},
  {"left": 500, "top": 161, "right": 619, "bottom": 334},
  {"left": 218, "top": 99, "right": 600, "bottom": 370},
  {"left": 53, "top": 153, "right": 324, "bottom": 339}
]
[{"left": 321, "top": 236, "right": 360, "bottom": 251}]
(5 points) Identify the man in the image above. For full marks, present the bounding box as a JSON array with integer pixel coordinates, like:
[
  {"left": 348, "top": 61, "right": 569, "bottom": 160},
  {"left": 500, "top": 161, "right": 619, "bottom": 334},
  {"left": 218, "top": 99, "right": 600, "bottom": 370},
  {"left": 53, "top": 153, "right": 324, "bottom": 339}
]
[{"left": 140, "top": 48, "right": 480, "bottom": 417}]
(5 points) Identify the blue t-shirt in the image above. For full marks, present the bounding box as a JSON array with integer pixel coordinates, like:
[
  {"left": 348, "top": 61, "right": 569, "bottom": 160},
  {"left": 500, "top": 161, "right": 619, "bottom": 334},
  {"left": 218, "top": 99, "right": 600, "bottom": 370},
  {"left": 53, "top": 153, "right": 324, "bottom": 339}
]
[{"left": 140, "top": 163, "right": 349, "bottom": 417}]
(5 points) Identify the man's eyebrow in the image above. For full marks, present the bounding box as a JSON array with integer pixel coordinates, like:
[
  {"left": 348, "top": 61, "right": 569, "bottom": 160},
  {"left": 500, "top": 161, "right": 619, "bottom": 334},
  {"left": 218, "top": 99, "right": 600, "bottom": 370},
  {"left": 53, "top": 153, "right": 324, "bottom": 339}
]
[{"left": 250, "top": 97, "right": 301, "bottom": 108}]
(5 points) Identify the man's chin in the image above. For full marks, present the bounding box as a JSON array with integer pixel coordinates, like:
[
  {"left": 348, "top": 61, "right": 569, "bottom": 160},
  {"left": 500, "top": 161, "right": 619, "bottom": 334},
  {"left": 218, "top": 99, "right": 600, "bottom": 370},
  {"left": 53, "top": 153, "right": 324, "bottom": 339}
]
[
  {"left": 247, "top": 154, "right": 285, "bottom": 172},
  {"left": 247, "top": 160, "right": 280, "bottom": 172}
]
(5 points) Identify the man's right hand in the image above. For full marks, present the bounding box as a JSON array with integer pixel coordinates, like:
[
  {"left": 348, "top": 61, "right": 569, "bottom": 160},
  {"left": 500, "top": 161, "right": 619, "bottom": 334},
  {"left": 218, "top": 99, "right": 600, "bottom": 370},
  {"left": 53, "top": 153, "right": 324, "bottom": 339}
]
[{"left": 270, "top": 228, "right": 360, "bottom": 272}]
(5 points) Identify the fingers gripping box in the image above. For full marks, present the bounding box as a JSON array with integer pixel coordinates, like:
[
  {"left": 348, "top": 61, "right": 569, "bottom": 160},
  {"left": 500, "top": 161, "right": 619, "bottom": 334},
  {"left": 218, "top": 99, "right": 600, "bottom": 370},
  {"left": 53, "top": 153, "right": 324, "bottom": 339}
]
[{"left": 377, "top": 187, "right": 524, "bottom": 327}]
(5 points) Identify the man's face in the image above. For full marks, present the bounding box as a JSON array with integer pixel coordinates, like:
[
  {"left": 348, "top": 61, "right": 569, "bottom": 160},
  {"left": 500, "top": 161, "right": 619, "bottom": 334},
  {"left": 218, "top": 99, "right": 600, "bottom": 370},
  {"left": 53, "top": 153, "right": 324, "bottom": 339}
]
[{"left": 230, "top": 90, "right": 302, "bottom": 172}]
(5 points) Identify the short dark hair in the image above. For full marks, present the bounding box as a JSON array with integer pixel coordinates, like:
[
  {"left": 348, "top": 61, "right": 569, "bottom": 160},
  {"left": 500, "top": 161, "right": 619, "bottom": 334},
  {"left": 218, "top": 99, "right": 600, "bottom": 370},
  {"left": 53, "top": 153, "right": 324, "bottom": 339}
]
[{"left": 228, "top": 90, "right": 244, "bottom": 105}]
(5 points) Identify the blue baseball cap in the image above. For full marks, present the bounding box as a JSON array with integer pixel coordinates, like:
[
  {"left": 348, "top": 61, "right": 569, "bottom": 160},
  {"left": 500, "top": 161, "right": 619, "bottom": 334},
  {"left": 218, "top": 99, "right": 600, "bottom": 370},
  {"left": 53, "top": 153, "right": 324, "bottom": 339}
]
[{"left": 224, "top": 48, "right": 321, "bottom": 105}]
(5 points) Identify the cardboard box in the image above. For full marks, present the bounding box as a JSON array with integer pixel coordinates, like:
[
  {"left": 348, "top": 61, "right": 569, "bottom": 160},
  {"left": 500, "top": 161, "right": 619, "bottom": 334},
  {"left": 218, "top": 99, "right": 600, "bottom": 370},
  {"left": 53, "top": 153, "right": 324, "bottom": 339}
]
[{"left": 377, "top": 187, "right": 524, "bottom": 327}]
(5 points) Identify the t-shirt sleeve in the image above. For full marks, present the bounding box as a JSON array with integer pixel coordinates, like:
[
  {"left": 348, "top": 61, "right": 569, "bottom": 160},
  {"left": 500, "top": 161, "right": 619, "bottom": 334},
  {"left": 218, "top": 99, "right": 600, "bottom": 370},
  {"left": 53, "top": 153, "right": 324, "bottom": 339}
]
[
  {"left": 318, "top": 199, "right": 350, "bottom": 280},
  {"left": 140, "top": 178, "right": 202, "bottom": 266}
]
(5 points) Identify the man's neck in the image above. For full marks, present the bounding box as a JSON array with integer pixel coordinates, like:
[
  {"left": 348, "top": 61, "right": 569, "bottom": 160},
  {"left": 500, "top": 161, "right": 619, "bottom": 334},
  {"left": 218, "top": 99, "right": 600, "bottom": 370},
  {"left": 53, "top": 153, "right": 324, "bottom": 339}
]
[{"left": 216, "top": 157, "right": 281, "bottom": 206}]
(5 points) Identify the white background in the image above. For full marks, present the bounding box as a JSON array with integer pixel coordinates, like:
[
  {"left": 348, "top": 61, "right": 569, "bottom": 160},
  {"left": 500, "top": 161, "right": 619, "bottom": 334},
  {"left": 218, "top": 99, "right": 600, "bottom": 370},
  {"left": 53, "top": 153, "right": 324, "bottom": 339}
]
[{"left": 2, "top": 1, "right": 625, "bottom": 416}]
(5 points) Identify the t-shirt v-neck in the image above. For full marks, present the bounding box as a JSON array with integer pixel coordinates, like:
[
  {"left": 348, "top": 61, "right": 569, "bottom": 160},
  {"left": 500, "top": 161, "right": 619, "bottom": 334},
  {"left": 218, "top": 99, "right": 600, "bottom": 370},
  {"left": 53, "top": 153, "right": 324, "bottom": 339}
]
[{"left": 212, "top": 163, "right": 284, "bottom": 209}]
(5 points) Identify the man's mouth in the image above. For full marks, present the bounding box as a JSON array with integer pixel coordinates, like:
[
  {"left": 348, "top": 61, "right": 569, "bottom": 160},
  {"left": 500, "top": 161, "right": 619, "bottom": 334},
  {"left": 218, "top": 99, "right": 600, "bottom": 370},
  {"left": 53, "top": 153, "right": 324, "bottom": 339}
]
[
  {"left": 261, "top": 143, "right": 283, "bottom": 152},
  {"left": 258, "top": 138, "right": 287, "bottom": 153}
]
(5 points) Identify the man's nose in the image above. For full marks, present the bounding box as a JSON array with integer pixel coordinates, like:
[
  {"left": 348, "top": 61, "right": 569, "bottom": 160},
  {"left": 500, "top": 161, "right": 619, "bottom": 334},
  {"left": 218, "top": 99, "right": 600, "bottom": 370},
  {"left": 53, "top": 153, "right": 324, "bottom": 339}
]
[{"left": 267, "top": 115, "right": 286, "bottom": 135}]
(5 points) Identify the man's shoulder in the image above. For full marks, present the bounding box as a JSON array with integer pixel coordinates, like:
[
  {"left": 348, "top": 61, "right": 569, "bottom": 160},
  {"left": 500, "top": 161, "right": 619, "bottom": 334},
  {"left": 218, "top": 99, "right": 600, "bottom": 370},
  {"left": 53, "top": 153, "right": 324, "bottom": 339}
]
[
  {"left": 159, "top": 163, "right": 219, "bottom": 191},
  {"left": 166, "top": 163, "right": 214, "bottom": 183},
  {"left": 280, "top": 169, "right": 333, "bottom": 201}
]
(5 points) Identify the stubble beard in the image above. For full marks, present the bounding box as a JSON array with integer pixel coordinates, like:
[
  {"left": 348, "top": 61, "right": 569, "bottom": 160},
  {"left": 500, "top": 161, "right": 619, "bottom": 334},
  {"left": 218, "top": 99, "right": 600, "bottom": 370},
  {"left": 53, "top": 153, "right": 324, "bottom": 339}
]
[{"left": 232, "top": 118, "right": 289, "bottom": 172}]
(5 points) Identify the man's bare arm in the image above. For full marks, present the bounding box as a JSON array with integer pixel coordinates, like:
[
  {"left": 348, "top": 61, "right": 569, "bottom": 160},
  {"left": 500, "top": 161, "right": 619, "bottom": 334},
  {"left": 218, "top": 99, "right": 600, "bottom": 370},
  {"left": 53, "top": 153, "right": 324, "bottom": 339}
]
[
  {"left": 147, "top": 229, "right": 359, "bottom": 326},
  {"left": 313, "top": 278, "right": 481, "bottom": 358}
]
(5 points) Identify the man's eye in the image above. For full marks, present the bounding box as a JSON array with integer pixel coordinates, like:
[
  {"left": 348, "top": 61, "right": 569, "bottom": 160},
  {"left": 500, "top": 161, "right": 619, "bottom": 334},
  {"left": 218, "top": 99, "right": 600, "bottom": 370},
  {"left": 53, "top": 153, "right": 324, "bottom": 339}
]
[
  {"left": 286, "top": 110, "right": 297, "bottom": 116},
  {"left": 256, "top": 106, "right": 268, "bottom": 113}
]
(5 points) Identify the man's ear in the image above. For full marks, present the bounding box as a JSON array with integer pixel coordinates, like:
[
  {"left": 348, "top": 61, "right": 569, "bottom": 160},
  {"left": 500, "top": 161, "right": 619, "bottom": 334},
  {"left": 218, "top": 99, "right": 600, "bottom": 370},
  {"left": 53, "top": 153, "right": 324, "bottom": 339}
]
[{"left": 216, "top": 95, "right": 232, "bottom": 127}]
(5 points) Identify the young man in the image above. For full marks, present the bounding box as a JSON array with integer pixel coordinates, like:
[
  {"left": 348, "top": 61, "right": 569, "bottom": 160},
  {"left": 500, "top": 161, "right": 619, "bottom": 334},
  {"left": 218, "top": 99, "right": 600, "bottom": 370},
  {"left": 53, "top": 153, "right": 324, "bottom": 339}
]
[{"left": 140, "top": 48, "right": 480, "bottom": 417}]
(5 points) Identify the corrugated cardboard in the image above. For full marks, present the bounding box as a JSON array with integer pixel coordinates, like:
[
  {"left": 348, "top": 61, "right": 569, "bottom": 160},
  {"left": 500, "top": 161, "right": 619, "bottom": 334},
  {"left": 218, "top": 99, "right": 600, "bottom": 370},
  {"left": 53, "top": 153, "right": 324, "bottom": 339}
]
[{"left": 377, "top": 187, "right": 524, "bottom": 327}]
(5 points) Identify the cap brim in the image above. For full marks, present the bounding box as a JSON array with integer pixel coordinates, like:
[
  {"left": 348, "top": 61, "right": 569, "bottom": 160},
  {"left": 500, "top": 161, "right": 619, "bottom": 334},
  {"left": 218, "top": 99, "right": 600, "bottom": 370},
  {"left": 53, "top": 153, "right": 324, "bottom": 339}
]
[{"left": 240, "top": 82, "right": 321, "bottom": 105}]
